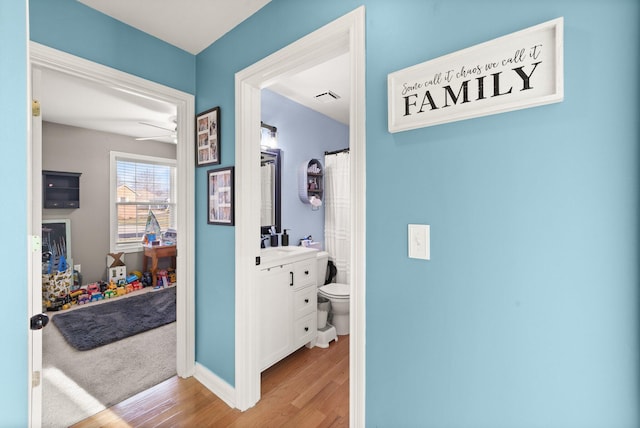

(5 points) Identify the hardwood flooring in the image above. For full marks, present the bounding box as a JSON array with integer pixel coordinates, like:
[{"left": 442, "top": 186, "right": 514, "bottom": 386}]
[{"left": 73, "top": 335, "right": 349, "bottom": 427}]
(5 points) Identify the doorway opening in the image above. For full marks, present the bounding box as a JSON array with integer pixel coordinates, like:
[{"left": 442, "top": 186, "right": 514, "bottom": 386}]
[
  {"left": 28, "top": 42, "right": 196, "bottom": 426},
  {"left": 234, "top": 7, "right": 366, "bottom": 426}
]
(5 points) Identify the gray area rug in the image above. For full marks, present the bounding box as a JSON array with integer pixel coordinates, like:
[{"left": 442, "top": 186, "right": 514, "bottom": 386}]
[
  {"left": 52, "top": 287, "right": 176, "bottom": 351},
  {"left": 43, "top": 317, "right": 176, "bottom": 428}
]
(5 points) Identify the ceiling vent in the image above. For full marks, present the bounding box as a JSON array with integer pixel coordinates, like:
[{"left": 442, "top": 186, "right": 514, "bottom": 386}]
[{"left": 315, "top": 90, "right": 341, "bottom": 103}]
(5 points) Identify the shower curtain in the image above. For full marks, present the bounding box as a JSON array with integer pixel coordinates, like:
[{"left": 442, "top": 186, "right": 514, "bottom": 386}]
[{"left": 324, "top": 151, "right": 350, "bottom": 284}]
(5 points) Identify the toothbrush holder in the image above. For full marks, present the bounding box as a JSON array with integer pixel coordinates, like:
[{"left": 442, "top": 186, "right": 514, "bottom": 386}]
[{"left": 270, "top": 235, "right": 279, "bottom": 247}]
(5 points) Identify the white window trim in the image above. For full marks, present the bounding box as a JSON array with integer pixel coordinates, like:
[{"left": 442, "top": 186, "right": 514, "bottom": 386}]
[{"left": 109, "top": 150, "right": 177, "bottom": 253}]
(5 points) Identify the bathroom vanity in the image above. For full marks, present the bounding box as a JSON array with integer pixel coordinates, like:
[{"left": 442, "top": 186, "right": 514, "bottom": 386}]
[{"left": 259, "top": 247, "right": 318, "bottom": 371}]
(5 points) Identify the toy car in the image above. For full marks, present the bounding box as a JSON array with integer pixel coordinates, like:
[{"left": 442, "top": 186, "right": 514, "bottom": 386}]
[
  {"left": 48, "top": 295, "right": 70, "bottom": 311},
  {"left": 86, "top": 283, "right": 100, "bottom": 296},
  {"left": 141, "top": 272, "right": 153, "bottom": 287},
  {"left": 69, "top": 289, "right": 84, "bottom": 300}
]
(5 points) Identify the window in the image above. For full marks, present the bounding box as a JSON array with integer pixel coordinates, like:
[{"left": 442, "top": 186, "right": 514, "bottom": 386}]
[{"left": 110, "top": 151, "right": 176, "bottom": 252}]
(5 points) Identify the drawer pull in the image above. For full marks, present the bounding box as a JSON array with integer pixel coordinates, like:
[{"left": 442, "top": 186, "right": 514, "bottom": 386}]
[
  {"left": 304, "top": 327, "right": 309, "bottom": 332},
  {"left": 290, "top": 271, "right": 294, "bottom": 286},
  {"left": 304, "top": 298, "right": 309, "bottom": 303},
  {"left": 305, "top": 270, "right": 309, "bottom": 275}
]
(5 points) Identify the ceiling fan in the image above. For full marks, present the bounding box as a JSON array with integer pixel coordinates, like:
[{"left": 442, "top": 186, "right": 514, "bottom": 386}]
[{"left": 135, "top": 118, "right": 177, "bottom": 142}]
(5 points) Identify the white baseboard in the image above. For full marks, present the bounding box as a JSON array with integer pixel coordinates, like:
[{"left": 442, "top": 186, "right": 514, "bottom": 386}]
[{"left": 193, "top": 362, "right": 236, "bottom": 409}]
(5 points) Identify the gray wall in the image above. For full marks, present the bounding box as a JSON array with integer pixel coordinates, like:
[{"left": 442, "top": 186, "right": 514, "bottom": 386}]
[{"left": 42, "top": 121, "right": 176, "bottom": 284}]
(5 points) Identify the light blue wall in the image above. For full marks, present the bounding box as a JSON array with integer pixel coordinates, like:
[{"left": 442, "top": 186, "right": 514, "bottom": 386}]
[
  {"left": 196, "top": 0, "right": 640, "bottom": 426},
  {"left": 262, "top": 89, "right": 348, "bottom": 247},
  {"left": 367, "top": 2, "right": 639, "bottom": 426},
  {"left": 29, "top": 0, "right": 195, "bottom": 94},
  {"left": 6, "top": 0, "right": 638, "bottom": 425},
  {"left": 1, "top": 2, "right": 29, "bottom": 425}
]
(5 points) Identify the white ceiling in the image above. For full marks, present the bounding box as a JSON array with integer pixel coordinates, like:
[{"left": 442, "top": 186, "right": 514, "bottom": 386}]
[
  {"left": 40, "top": 67, "right": 178, "bottom": 143},
  {"left": 78, "top": 0, "right": 273, "bottom": 55},
  {"left": 40, "top": 1, "right": 348, "bottom": 143},
  {"left": 267, "top": 53, "right": 350, "bottom": 125}
]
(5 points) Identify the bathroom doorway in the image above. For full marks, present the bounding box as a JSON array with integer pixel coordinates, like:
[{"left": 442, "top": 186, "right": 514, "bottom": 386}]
[{"left": 234, "top": 7, "right": 366, "bottom": 425}]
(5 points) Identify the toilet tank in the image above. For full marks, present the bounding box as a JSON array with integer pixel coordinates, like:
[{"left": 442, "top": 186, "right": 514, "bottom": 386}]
[{"left": 316, "top": 251, "right": 329, "bottom": 286}]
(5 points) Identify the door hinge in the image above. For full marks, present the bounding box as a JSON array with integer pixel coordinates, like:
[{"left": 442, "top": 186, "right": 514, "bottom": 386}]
[
  {"left": 32, "top": 371, "right": 41, "bottom": 388},
  {"left": 32, "top": 100, "right": 41, "bottom": 117},
  {"left": 31, "top": 235, "right": 41, "bottom": 253}
]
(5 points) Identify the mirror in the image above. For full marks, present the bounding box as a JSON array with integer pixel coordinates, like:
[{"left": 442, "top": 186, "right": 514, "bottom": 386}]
[{"left": 260, "top": 148, "right": 281, "bottom": 234}]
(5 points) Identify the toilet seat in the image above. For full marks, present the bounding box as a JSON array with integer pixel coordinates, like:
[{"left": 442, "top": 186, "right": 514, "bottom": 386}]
[{"left": 318, "top": 282, "right": 350, "bottom": 299}]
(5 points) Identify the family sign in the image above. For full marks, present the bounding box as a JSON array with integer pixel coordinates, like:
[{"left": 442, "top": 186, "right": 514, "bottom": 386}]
[{"left": 388, "top": 18, "right": 563, "bottom": 133}]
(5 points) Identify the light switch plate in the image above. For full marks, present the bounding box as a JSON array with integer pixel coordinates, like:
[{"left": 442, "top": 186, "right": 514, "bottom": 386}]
[{"left": 408, "top": 224, "right": 430, "bottom": 260}]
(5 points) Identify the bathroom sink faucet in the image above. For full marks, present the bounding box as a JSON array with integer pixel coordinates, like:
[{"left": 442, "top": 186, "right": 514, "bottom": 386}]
[{"left": 261, "top": 235, "right": 269, "bottom": 248}]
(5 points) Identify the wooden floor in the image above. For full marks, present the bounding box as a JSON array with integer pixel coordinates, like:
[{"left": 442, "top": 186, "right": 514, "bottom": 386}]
[{"left": 73, "top": 335, "right": 349, "bottom": 427}]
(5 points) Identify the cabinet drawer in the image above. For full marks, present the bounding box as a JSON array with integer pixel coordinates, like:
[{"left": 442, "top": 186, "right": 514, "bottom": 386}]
[
  {"left": 293, "top": 259, "right": 316, "bottom": 289},
  {"left": 294, "top": 312, "right": 317, "bottom": 348},
  {"left": 294, "top": 286, "right": 317, "bottom": 319},
  {"left": 44, "top": 201, "right": 63, "bottom": 208}
]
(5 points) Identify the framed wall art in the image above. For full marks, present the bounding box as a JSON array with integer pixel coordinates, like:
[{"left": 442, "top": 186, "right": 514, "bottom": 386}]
[
  {"left": 207, "top": 166, "right": 234, "bottom": 225},
  {"left": 42, "top": 219, "right": 71, "bottom": 262},
  {"left": 196, "top": 106, "right": 221, "bottom": 166},
  {"left": 388, "top": 18, "right": 563, "bottom": 133}
]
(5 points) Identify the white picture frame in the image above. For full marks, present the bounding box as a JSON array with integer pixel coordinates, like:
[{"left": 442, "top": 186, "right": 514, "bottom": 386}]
[{"left": 388, "top": 17, "right": 564, "bottom": 133}]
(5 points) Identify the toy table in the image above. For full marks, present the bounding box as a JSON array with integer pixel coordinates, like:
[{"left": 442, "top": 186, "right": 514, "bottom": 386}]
[{"left": 143, "top": 245, "right": 176, "bottom": 286}]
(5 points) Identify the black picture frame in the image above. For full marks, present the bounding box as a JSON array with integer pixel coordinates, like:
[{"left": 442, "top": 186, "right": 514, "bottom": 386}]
[
  {"left": 207, "top": 166, "right": 234, "bottom": 225},
  {"left": 196, "top": 106, "right": 221, "bottom": 166}
]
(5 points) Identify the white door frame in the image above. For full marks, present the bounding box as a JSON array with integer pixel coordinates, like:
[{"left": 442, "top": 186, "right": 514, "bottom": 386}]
[
  {"left": 27, "top": 42, "right": 196, "bottom": 426},
  {"left": 234, "top": 7, "right": 366, "bottom": 426},
  {"left": 28, "top": 64, "right": 44, "bottom": 428}
]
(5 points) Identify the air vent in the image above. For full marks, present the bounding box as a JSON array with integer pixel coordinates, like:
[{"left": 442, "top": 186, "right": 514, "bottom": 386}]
[{"left": 315, "top": 90, "right": 341, "bottom": 103}]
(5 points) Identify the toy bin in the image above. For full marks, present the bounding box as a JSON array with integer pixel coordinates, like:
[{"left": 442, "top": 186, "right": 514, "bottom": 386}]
[{"left": 42, "top": 267, "right": 73, "bottom": 302}]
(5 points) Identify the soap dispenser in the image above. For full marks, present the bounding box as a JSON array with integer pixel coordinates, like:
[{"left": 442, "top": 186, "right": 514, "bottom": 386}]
[{"left": 282, "top": 229, "right": 289, "bottom": 246}]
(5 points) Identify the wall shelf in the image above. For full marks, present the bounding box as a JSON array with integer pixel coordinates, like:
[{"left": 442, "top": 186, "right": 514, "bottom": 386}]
[
  {"left": 298, "top": 159, "right": 323, "bottom": 205},
  {"left": 43, "top": 170, "right": 81, "bottom": 209}
]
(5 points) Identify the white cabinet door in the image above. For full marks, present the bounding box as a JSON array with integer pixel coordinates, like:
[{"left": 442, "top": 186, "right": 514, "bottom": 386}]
[{"left": 259, "top": 264, "right": 293, "bottom": 371}]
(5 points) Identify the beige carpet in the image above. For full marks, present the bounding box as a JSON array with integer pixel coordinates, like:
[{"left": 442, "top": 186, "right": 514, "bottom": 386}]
[{"left": 42, "top": 293, "right": 176, "bottom": 428}]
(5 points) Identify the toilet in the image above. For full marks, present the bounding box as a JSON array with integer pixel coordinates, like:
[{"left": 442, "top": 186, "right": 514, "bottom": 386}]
[{"left": 316, "top": 251, "right": 350, "bottom": 335}]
